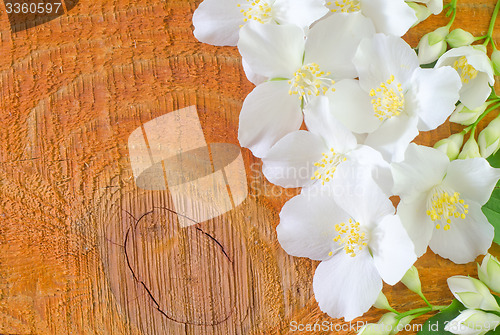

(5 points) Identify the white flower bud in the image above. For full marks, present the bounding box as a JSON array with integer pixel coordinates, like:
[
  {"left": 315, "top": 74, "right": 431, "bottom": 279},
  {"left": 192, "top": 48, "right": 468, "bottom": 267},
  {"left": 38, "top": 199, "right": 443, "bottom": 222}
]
[
  {"left": 447, "top": 276, "right": 500, "bottom": 312},
  {"left": 458, "top": 137, "right": 481, "bottom": 159},
  {"left": 478, "top": 117, "right": 500, "bottom": 158},
  {"left": 478, "top": 254, "right": 500, "bottom": 294},
  {"left": 449, "top": 103, "right": 488, "bottom": 126},
  {"left": 491, "top": 50, "right": 500, "bottom": 76},
  {"left": 446, "top": 29, "right": 475, "bottom": 48},
  {"left": 407, "top": 2, "right": 431, "bottom": 26},
  {"left": 401, "top": 266, "right": 422, "bottom": 295},
  {"left": 434, "top": 133, "right": 464, "bottom": 160},
  {"left": 444, "top": 309, "right": 500, "bottom": 335},
  {"left": 418, "top": 33, "right": 447, "bottom": 64}
]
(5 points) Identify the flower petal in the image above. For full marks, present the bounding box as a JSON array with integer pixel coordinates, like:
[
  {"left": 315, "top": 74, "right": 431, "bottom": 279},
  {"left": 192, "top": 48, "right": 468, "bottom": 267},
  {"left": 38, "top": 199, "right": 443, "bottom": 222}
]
[
  {"left": 327, "top": 79, "right": 381, "bottom": 134},
  {"left": 360, "top": 0, "right": 416, "bottom": 37},
  {"left": 238, "top": 81, "right": 303, "bottom": 158},
  {"left": 407, "top": 67, "right": 461, "bottom": 131},
  {"left": 391, "top": 143, "right": 449, "bottom": 200},
  {"left": 238, "top": 22, "right": 305, "bottom": 78},
  {"left": 277, "top": 192, "right": 350, "bottom": 261},
  {"left": 397, "top": 195, "right": 435, "bottom": 257},
  {"left": 192, "top": 0, "right": 243, "bottom": 46},
  {"left": 354, "top": 34, "right": 419, "bottom": 92},
  {"left": 370, "top": 214, "right": 417, "bottom": 285},
  {"left": 242, "top": 58, "right": 267, "bottom": 85},
  {"left": 347, "top": 145, "right": 394, "bottom": 196},
  {"left": 313, "top": 252, "right": 382, "bottom": 321},
  {"left": 443, "top": 157, "right": 500, "bottom": 205},
  {"left": 304, "top": 96, "right": 358, "bottom": 153},
  {"left": 273, "top": 0, "right": 328, "bottom": 28},
  {"left": 429, "top": 202, "right": 494, "bottom": 264},
  {"left": 262, "top": 130, "right": 326, "bottom": 188},
  {"left": 460, "top": 72, "right": 494, "bottom": 110},
  {"left": 364, "top": 114, "right": 419, "bottom": 162},
  {"left": 305, "top": 13, "right": 376, "bottom": 80},
  {"left": 332, "top": 168, "right": 395, "bottom": 227}
]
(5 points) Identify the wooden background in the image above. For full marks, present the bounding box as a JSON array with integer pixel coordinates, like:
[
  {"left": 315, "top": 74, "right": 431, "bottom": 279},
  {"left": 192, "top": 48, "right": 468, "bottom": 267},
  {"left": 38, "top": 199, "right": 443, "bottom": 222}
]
[{"left": 0, "top": 0, "right": 499, "bottom": 334}]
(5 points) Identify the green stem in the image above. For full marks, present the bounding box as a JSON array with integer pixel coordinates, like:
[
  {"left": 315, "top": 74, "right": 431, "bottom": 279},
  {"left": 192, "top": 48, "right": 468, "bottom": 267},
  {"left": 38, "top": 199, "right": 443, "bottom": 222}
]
[
  {"left": 418, "top": 293, "right": 433, "bottom": 308},
  {"left": 483, "top": 0, "right": 500, "bottom": 48},
  {"left": 464, "top": 101, "right": 500, "bottom": 134},
  {"left": 396, "top": 305, "right": 448, "bottom": 320},
  {"left": 445, "top": 0, "right": 459, "bottom": 28}
]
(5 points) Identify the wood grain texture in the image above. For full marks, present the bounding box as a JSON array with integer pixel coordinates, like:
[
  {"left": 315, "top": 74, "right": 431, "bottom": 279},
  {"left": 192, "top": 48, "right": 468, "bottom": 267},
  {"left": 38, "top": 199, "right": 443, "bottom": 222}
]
[{"left": 0, "top": 0, "right": 499, "bottom": 334}]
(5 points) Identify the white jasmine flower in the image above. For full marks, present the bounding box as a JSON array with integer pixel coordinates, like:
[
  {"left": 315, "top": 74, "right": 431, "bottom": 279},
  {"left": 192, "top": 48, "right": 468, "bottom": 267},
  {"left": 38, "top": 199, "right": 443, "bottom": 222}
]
[
  {"left": 328, "top": 34, "right": 461, "bottom": 162},
  {"left": 392, "top": 143, "right": 500, "bottom": 263},
  {"left": 192, "top": 0, "right": 328, "bottom": 46},
  {"left": 262, "top": 97, "right": 392, "bottom": 195},
  {"left": 445, "top": 309, "right": 500, "bottom": 335},
  {"left": 436, "top": 46, "right": 495, "bottom": 110},
  {"left": 324, "top": 0, "right": 417, "bottom": 36},
  {"left": 277, "top": 172, "right": 416, "bottom": 321},
  {"left": 237, "top": 14, "right": 375, "bottom": 157}
]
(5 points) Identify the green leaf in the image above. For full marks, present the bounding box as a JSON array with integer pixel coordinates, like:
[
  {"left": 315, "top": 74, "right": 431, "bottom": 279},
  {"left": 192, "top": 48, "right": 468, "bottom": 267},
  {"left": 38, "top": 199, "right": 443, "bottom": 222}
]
[
  {"left": 417, "top": 300, "right": 465, "bottom": 334},
  {"left": 488, "top": 150, "right": 500, "bottom": 168},
  {"left": 482, "top": 153, "right": 500, "bottom": 246},
  {"left": 420, "top": 60, "right": 438, "bottom": 68}
]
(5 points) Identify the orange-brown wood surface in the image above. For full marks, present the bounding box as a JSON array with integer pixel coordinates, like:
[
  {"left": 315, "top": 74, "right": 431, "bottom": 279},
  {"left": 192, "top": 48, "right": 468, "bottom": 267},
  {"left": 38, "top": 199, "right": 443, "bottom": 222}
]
[{"left": 0, "top": 0, "right": 500, "bottom": 334}]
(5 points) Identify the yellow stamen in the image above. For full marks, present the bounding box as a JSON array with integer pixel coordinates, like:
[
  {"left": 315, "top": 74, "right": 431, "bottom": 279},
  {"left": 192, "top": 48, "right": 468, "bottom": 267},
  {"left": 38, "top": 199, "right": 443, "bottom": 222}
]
[
  {"left": 453, "top": 56, "right": 478, "bottom": 84},
  {"left": 331, "top": 220, "right": 368, "bottom": 257},
  {"left": 370, "top": 75, "right": 405, "bottom": 122},
  {"left": 328, "top": 0, "right": 361, "bottom": 13},
  {"left": 426, "top": 186, "right": 468, "bottom": 231},
  {"left": 288, "top": 63, "right": 336, "bottom": 103}
]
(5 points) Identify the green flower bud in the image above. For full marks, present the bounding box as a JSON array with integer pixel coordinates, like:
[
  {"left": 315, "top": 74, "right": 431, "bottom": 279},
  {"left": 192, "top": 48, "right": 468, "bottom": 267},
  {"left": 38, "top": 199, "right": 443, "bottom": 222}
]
[
  {"left": 478, "top": 117, "right": 500, "bottom": 158},
  {"left": 478, "top": 254, "right": 500, "bottom": 294},
  {"left": 407, "top": 2, "right": 431, "bottom": 26},
  {"left": 418, "top": 32, "right": 447, "bottom": 65},
  {"left": 434, "top": 132, "right": 464, "bottom": 160},
  {"left": 428, "top": 26, "right": 449, "bottom": 45},
  {"left": 445, "top": 29, "right": 475, "bottom": 48},
  {"left": 491, "top": 49, "right": 500, "bottom": 76},
  {"left": 445, "top": 309, "right": 500, "bottom": 335},
  {"left": 448, "top": 276, "right": 500, "bottom": 312},
  {"left": 458, "top": 137, "right": 481, "bottom": 159},
  {"left": 449, "top": 102, "right": 488, "bottom": 126},
  {"left": 401, "top": 266, "right": 422, "bottom": 295},
  {"left": 373, "top": 291, "right": 393, "bottom": 311}
]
